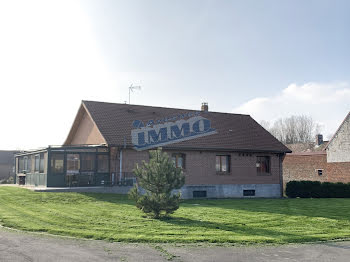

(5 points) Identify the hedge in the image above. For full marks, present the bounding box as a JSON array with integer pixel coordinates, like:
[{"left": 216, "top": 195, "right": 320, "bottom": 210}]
[{"left": 286, "top": 181, "right": 350, "bottom": 198}]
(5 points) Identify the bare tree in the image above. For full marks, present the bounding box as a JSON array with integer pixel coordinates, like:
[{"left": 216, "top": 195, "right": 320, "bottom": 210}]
[
  {"left": 262, "top": 115, "right": 320, "bottom": 144},
  {"left": 284, "top": 116, "right": 298, "bottom": 144},
  {"left": 259, "top": 120, "right": 270, "bottom": 131},
  {"left": 296, "top": 115, "right": 314, "bottom": 143},
  {"left": 269, "top": 118, "right": 285, "bottom": 143}
]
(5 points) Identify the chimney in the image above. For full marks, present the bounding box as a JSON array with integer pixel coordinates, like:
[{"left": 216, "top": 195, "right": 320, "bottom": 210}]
[
  {"left": 201, "top": 102, "right": 208, "bottom": 112},
  {"left": 316, "top": 134, "right": 323, "bottom": 146}
]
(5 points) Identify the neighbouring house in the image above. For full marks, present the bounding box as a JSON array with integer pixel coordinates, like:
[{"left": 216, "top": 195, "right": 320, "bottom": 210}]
[
  {"left": 15, "top": 101, "right": 291, "bottom": 198},
  {"left": 0, "top": 150, "right": 17, "bottom": 182},
  {"left": 283, "top": 112, "right": 350, "bottom": 186}
]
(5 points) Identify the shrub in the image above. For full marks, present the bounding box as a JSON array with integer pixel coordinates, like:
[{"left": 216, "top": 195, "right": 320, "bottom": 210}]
[
  {"left": 129, "top": 149, "right": 185, "bottom": 218},
  {"left": 286, "top": 181, "right": 350, "bottom": 198}
]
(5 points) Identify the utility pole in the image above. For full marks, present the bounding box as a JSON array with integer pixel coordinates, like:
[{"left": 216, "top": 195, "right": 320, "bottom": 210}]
[{"left": 129, "top": 84, "right": 141, "bottom": 104}]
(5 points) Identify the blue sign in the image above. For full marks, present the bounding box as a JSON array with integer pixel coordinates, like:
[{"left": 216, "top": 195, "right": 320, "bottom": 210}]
[{"left": 131, "top": 114, "right": 217, "bottom": 151}]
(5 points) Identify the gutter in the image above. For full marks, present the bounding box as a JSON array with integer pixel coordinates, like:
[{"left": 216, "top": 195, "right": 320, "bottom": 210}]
[{"left": 108, "top": 144, "right": 291, "bottom": 154}]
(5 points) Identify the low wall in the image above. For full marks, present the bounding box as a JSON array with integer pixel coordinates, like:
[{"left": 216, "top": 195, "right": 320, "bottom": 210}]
[{"left": 30, "top": 184, "right": 281, "bottom": 199}]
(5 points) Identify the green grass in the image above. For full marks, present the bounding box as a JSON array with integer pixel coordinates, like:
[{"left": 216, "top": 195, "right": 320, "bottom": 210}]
[{"left": 0, "top": 187, "right": 349, "bottom": 244}]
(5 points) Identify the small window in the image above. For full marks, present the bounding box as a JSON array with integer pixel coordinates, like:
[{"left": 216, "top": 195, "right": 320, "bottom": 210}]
[
  {"left": 51, "top": 154, "right": 64, "bottom": 174},
  {"left": 316, "top": 169, "right": 323, "bottom": 176},
  {"left": 193, "top": 191, "right": 207, "bottom": 198},
  {"left": 97, "top": 155, "right": 109, "bottom": 173},
  {"left": 216, "top": 155, "right": 230, "bottom": 172},
  {"left": 243, "top": 189, "right": 255, "bottom": 196},
  {"left": 172, "top": 153, "right": 185, "bottom": 169},
  {"left": 256, "top": 156, "right": 270, "bottom": 174}
]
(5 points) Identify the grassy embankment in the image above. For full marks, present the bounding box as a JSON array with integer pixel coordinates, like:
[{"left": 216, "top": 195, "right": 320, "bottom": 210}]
[{"left": 0, "top": 187, "right": 349, "bottom": 244}]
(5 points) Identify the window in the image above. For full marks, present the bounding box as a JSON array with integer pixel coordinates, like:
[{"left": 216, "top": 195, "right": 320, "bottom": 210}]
[
  {"left": 172, "top": 153, "right": 185, "bottom": 169},
  {"left": 193, "top": 191, "right": 207, "bottom": 198},
  {"left": 243, "top": 189, "right": 255, "bottom": 196},
  {"left": 256, "top": 156, "right": 270, "bottom": 174},
  {"left": 216, "top": 155, "right": 230, "bottom": 172},
  {"left": 51, "top": 154, "right": 64, "bottom": 173},
  {"left": 97, "top": 155, "right": 109, "bottom": 173},
  {"left": 316, "top": 169, "right": 323, "bottom": 176},
  {"left": 81, "top": 154, "right": 95, "bottom": 171}
]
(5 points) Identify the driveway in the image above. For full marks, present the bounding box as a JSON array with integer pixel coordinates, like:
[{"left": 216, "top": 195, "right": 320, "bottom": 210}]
[{"left": 0, "top": 227, "right": 349, "bottom": 262}]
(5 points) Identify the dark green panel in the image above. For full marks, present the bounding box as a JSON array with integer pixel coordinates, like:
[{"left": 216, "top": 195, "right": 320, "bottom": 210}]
[{"left": 47, "top": 174, "right": 65, "bottom": 187}]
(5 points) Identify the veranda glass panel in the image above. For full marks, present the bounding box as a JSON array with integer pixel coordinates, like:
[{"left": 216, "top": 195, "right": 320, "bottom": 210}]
[
  {"left": 51, "top": 154, "right": 64, "bottom": 173},
  {"left": 24, "top": 156, "right": 31, "bottom": 173},
  {"left": 81, "top": 154, "right": 95, "bottom": 171},
  {"left": 97, "top": 155, "right": 109, "bottom": 173},
  {"left": 34, "top": 155, "right": 40, "bottom": 172},
  {"left": 39, "top": 153, "right": 45, "bottom": 173},
  {"left": 67, "top": 154, "right": 80, "bottom": 174}
]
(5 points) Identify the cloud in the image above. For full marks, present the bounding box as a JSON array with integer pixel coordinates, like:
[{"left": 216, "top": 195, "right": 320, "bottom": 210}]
[{"left": 233, "top": 82, "right": 350, "bottom": 137}]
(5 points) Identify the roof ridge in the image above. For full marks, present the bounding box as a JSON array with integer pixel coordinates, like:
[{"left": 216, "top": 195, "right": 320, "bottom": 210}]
[{"left": 82, "top": 100, "right": 250, "bottom": 117}]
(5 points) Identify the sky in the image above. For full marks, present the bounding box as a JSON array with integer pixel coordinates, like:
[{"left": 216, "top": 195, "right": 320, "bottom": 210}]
[{"left": 0, "top": 0, "right": 349, "bottom": 150}]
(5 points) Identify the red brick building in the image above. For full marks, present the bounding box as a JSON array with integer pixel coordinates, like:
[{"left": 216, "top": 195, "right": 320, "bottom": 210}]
[{"left": 283, "top": 112, "right": 350, "bottom": 186}]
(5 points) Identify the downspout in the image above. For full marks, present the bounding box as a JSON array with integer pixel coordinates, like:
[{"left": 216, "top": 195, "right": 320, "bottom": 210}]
[
  {"left": 119, "top": 148, "right": 123, "bottom": 183},
  {"left": 13, "top": 153, "right": 17, "bottom": 185},
  {"left": 113, "top": 148, "right": 117, "bottom": 185}
]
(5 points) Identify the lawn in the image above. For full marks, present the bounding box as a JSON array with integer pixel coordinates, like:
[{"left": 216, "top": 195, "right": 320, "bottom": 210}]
[{"left": 0, "top": 187, "right": 349, "bottom": 244}]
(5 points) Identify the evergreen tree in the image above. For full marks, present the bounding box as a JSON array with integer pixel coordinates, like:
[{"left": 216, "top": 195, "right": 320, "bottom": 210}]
[{"left": 129, "top": 149, "right": 185, "bottom": 218}]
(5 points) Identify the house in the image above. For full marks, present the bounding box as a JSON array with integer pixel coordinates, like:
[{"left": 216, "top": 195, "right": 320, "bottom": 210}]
[
  {"left": 0, "top": 150, "right": 17, "bottom": 182},
  {"left": 283, "top": 112, "right": 350, "bottom": 186},
  {"left": 15, "top": 101, "right": 291, "bottom": 198}
]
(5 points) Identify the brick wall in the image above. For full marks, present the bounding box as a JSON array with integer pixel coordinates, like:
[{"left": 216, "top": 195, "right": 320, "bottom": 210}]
[
  {"left": 119, "top": 149, "right": 281, "bottom": 185},
  {"left": 283, "top": 153, "right": 328, "bottom": 185},
  {"left": 326, "top": 162, "right": 350, "bottom": 183},
  {"left": 283, "top": 153, "right": 350, "bottom": 185}
]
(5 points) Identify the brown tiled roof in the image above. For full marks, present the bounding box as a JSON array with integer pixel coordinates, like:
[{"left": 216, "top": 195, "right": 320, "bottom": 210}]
[
  {"left": 287, "top": 151, "right": 326, "bottom": 156},
  {"left": 80, "top": 100, "right": 291, "bottom": 153}
]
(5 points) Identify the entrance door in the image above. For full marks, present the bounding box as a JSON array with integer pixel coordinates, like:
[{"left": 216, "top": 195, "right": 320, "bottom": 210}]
[{"left": 66, "top": 154, "right": 80, "bottom": 187}]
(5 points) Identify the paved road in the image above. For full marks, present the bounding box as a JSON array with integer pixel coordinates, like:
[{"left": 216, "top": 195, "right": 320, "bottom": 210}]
[{"left": 0, "top": 227, "right": 349, "bottom": 262}]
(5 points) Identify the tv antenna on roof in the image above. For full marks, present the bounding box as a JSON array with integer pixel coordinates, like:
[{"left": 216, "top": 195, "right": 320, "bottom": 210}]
[{"left": 129, "top": 84, "right": 141, "bottom": 104}]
